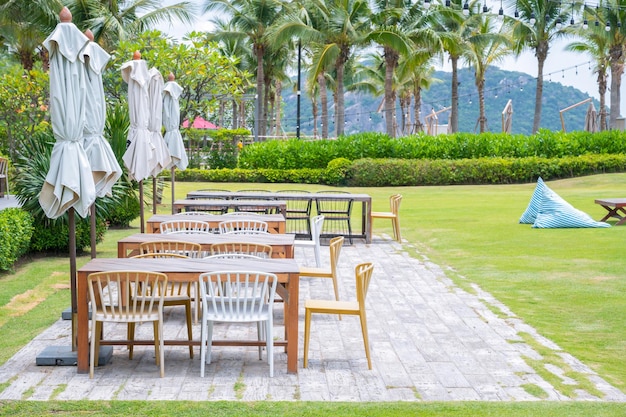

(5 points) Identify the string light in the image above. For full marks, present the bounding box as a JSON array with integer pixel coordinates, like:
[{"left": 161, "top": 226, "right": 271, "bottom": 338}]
[{"left": 463, "top": 1, "right": 469, "bottom": 16}]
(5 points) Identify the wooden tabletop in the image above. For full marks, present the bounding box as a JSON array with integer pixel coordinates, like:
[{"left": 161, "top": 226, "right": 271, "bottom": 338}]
[{"left": 117, "top": 232, "right": 295, "bottom": 258}]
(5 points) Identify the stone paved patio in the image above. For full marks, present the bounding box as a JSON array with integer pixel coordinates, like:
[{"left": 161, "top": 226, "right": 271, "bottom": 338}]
[{"left": 0, "top": 235, "right": 624, "bottom": 402}]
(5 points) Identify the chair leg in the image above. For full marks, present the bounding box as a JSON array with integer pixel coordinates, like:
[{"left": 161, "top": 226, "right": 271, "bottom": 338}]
[
  {"left": 152, "top": 321, "right": 161, "bottom": 367},
  {"left": 89, "top": 320, "right": 102, "bottom": 379},
  {"left": 127, "top": 322, "right": 135, "bottom": 360},
  {"left": 393, "top": 216, "right": 401, "bottom": 242},
  {"left": 303, "top": 308, "right": 312, "bottom": 368},
  {"left": 256, "top": 321, "right": 263, "bottom": 360},
  {"left": 267, "top": 317, "right": 274, "bottom": 377},
  {"left": 200, "top": 306, "right": 208, "bottom": 377},
  {"left": 184, "top": 300, "right": 194, "bottom": 359},
  {"left": 313, "top": 242, "right": 321, "bottom": 268},
  {"left": 155, "top": 319, "right": 165, "bottom": 377},
  {"left": 359, "top": 312, "right": 372, "bottom": 370}
]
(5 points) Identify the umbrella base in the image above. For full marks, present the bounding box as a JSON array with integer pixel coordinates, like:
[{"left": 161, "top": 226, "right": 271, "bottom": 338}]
[
  {"left": 36, "top": 345, "right": 112, "bottom": 367},
  {"left": 62, "top": 307, "right": 91, "bottom": 320}
]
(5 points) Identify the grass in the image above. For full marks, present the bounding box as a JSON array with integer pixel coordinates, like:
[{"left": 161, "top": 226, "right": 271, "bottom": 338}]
[{"left": 1, "top": 175, "right": 626, "bottom": 415}]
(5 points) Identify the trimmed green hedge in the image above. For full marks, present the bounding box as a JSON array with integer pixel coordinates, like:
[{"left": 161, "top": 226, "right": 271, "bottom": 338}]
[
  {"left": 346, "top": 154, "right": 626, "bottom": 186},
  {"left": 0, "top": 208, "right": 33, "bottom": 271},
  {"left": 170, "top": 153, "right": 626, "bottom": 187},
  {"left": 238, "top": 130, "right": 626, "bottom": 170}
]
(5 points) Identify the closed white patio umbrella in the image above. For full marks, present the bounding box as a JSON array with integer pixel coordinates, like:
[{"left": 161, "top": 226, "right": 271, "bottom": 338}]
[
  {"left": 121, "top": 51, "right": 157, "bottom": 232},
  {"left": 39, "top": 7, "right": 95, "bottom": 353},
  {"left": 81, "top": 30, "right": 122, "bottom": 198},
  {"left": 147, "top": 67, "right": 171, "bottom": 214},
  {"left": 81, "top": 30, "right": 123, "bottom": 258},
  {"left": 585, "top": 102, "right": 598, "bottom": 133},
  {"left": 163, "top": 72, "right": 188, "bottom": 212}
]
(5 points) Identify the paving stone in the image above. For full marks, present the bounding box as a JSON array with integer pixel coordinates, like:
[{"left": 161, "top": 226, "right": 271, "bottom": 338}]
[{"left": 0, "top": 237, "right": 624, "bottom": 402}]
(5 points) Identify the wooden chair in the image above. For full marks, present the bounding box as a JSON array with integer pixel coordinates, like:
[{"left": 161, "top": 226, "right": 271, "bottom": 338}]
[
  {"left": 131, "top": 252, "right": 195, "bottom": 358},
  {"left": 299, "top": 236, "right": 343, "bottom": 306},
  {"left": 218, "top": 219, "right": 269, "bottom": 234},
  {"left": 160, "top": 219, "right": 212, "bottom": 234},
  {"left": 0, "top": 157, "right": 8, "bottom": 198},
  {"left": 198, "top": 270, "right": 278, "bottom": 377},
  {"left": 294, "top": 215, "right": 324, "bottom": 267},
  {"left": 138, "top": 240, "right": 203, "bottom": 324},
  {"left": 210, "top": 242, "right": 273, "bottom": 258},
  {"left": 371, "top": 194, "right": 402, "bottom": 242},
  {"left": 303, "top": 262, "right": 375, "bottom": 369},
  {"left": 87, "top": 270, "right": 168, "bottom": 378}
]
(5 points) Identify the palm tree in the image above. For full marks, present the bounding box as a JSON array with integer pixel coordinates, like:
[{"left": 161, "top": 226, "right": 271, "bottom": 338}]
[
  {"left": 367, "top": 0, "right": 416, "bottom": 137},
  {"left": 270, "top": 0, "right": 372, "bottom": 137},
  {"left": 509, "top": 0, "right": 571, "bottom": 133},
  {"left": 67, "top": 0, "right": 196, "bottom": 51},
  {"left": 463, "top": 14, "right": 512, "bottom": 132},
  {"left": 564, "top": 11, "right": 611, "bottom": 130},
  {"left": 430, "top": 0, "right": 478, "bottom": 133},
  {"left": 0, "top": 0, "right": 62, "bottom": 70},
  {"left": 204, "top": 0, "right": 285, "bottom": 140},
  {"left": 594, "top": 3, "right": 626, "bottom": 129}
]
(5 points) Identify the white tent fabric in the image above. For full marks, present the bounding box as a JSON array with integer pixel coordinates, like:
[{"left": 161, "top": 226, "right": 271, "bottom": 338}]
[
  {"left": 147, "top": 67, "right": 171, "bottom": 177},
  {"left": 81, "top": 40, "right": 122, "bottom": 197},
  {"left": 39, "top": 22, "right": 95, "bottom": 219},
  {"left": 121, "top": 59, "right": 156, "bottom": 182},
  {"left": 163, "top": 80, "right": 188, "bottom": 170}
]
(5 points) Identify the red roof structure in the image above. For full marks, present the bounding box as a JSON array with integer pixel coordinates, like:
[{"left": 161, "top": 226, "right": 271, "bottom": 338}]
[{"left": 182, "top": 116, "right": 219, "bottom": 129}]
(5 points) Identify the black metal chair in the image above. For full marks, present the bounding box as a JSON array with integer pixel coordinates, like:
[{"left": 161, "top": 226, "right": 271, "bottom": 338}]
[
  {"left": 315, "top": 192, "right": 354, "bottom": 244},
  {"left": 277, "top": 190, "right": 312, "bottom": 239}
]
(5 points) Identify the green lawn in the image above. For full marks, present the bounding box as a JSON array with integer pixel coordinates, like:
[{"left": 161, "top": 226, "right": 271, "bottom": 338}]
[{"left": 1, "top": 175, "right": 625, "bottom": 415}]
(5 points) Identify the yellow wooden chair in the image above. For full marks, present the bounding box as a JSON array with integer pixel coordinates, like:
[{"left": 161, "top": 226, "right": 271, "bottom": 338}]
[
  {"left": 371, "top": 194, "right": 402, "bottom": 242},
  {"left": 299, "top": 236, "right": 343, "bottom": 306},
  {"left": 87, "top": 270, "right": 168, "bottom": 378},
  {"left": 303, "top": 262, "right": 375, "bottom": 370}
]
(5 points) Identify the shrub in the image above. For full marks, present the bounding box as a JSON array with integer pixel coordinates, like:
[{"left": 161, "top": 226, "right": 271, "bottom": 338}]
[{"left": 0, "top": 208, "right": 33, "bottom": 271}]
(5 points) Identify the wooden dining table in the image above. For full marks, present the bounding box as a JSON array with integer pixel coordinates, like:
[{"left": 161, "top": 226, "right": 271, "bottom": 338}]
[
  {"left": 186, "top": 191, "right": 373, "bottom": 243},
  {"left": 76, "top": 257, "right": 301, "bottom": 374},
  {"left": 117, "top": 232, "right": 295, "bottom": 258},
  {"left": 146, "top": 213, "right": 286, "bottom": 234}
]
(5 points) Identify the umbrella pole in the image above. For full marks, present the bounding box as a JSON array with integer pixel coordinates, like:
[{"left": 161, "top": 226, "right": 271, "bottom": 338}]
[
  {"left": 90, "top": 204, "right": 96, "bottom": 259},
  {"left": 69, "top": 207, "right": 78, "bottom": 351},
  {"left": 171, "top": 167, "right": 175, "bottom": 214},
  {"left": 153, "top": 177, "right": 157, "bottom": 214},
  {"left": 139, "top": 179, "right": 145, "bottom": 233}
]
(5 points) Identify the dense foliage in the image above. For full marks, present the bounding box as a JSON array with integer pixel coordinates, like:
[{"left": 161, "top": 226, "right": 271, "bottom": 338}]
[
  {"left": 0, "top": 208, "right": 33, "bottom": 271},
  {"left": 239, "top": 130, "right": 626, "bottom": 169}
]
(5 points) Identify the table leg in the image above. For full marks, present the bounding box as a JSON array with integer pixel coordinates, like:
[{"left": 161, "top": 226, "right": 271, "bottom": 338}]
[
  {"left": 285, "top": 273, "right": 299, "bottom": 373},
  {"left": 77, "top": 271, "right": 89, "bottom": 373}
]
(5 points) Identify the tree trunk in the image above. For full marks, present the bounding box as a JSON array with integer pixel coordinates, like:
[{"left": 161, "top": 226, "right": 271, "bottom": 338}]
[
  {"left": 274, "top": 79, "right": 282, "bottom": 137},
  {"left": 533, "top": 40, "right": 548, "bottom": 134},
  {"left": 384, "top": 46, "right": 398, "bottom": 137},
  {"left": 312, "top": 95, "right": 318, "bottom": 138},
  {"left": 254, "top": 44, "right": 264, "bottom": 141},
  {"left": 598, "top": 69, "right": 608, "bottom": 131},
  {"left": 477, "top": 78, "right": 486, "bottom": 133},
  {"left": 450, "top": 56, "right": 459, "bottom": 133},
  {"left": 609, "top": 44, "right": 624, "bottom": 129},
  {"left": 263, "top": 78, "right": 271, "bottom": 138},
  {"left": 318, "top": 72, "right": 329, "bottom": 139},
  {"left": 335, "top": 48, "right": 348, "bottom": 137},
  {"left": 232, "top": 99, "right": 238, "bottom": 129},
  {"left": 413, "top": 84, "right": 423, "bottom": 133}
]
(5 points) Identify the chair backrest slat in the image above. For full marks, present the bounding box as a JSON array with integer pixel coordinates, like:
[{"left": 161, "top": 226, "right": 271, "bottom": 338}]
[
  {"left": 218, "top": 219, "right": 269, "bottom": 234},
  {"left": 160, "top": 219, "right": 211, "bottom": 234}
]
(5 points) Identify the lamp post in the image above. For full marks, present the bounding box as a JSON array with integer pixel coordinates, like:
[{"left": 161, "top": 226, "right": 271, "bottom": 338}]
[{"left": 297, "top": 40, "right": 302, "bottom": 139}]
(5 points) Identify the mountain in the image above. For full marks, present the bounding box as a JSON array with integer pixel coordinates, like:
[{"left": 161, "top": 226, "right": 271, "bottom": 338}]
[{"left": 279, "top": 66, "right": 601, "bottom": 136}]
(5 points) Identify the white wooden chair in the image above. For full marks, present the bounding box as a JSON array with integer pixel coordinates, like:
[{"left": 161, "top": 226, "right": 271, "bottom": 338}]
[
  {"left": 294, "top": 215, "right": 324, "bottom": 267},
  {"left": 198, "top": 270, "right": 278, "bottom": 377}
]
